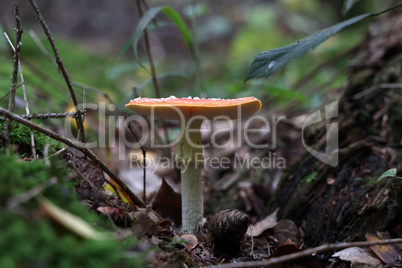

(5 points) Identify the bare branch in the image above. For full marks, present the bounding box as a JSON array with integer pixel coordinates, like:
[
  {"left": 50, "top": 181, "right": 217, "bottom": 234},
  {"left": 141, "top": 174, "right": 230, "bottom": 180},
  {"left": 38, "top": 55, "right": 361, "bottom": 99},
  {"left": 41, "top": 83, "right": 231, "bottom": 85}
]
[
  {"left": 4, "top": 3, "right": 23, "bottom": 149},
  {"left": 18, "top": 110, "right": 86, "bottom": 120},
  {"left": 27, "top": 0, "right": 86, "bottom": 143},
  {"left": 136, "top": 0, "right": 161, "bottom": 99},
  {"left": 0, "top": 106, "right": 146, "bottom": 208},
  {"left": 4, "top": 30, "right": 37, "bottom": 158},
  {"left": 216, "top": 238, "right": 402, "bottom": 268}
]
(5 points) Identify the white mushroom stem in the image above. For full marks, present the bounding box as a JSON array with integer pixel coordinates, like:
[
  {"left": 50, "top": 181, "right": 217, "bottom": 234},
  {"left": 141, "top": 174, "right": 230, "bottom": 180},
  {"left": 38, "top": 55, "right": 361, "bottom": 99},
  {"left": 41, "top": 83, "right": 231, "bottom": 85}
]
[{"left": 176, "top": 119, "right": 204, "bottom": 233}]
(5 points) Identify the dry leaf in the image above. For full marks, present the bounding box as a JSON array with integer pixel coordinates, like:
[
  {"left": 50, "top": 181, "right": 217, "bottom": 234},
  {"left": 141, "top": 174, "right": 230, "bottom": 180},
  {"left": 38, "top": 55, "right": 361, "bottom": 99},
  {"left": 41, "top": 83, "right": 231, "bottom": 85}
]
[
  {"left": 131, "top": 207, "right": 161, "bottom": 237},
  {"left": 151, "top": 178, "right": 181, "bottom": 227},
  {"left": 332, "top": 247, "right": 382, "bottom": 268},
  {"left": 107, "top": 177, "right": 138, "bottom": 210},
  {"left": 273, "top": 219, "right": 301, "bottom": 245},
  {"left": 270, "top": 239, "right": 300, "bottom": 258},
  {"left": 246, "top": 208, "right": 279, "bottom": 237},
  {"left": 174, "top": 234, "right": 198, "bottom": 251},
  {"left": 365, "top": 232, "right": 402, "bottom": 264},
  {"left": 40, "top": 199, "right": 111, "bottom": 240}
]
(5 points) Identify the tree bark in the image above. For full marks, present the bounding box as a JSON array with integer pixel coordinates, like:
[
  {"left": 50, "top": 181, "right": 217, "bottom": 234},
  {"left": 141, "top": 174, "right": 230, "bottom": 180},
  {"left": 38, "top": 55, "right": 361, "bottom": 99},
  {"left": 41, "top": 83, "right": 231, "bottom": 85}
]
[{"left": 266, "top": 11, "right": 402, "bottom": 246}]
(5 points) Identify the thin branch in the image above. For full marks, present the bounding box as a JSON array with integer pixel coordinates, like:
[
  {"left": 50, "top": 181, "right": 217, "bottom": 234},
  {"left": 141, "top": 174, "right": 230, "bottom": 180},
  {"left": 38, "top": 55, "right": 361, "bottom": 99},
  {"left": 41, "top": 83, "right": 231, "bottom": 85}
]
[
  {"left": 127, "top": 121, "right": 147, "bottom": 203},
  {"left": 72, "top": 82, "right": 116, "bottom": 108},
  {"left": 24, "top": 111, "right": 85, "bottom": 120},
  {"left": 0, "top": 106, "right": 146, "bottom": 208},
  {"left": 4, "top": 3, "right": 23, "bottom": 149},
  {"left": 136, "top": 0, "right": 170, "bottom": 147},
  {"left": 187, "top": 0, "right": 206, "bottom": 96},
  {"left": 136, "top": 0, "right": 160, "bottom": 99},
  {"left": 216, "top": 238, "right": 402, "bottom": 268},
  {"left": 27, "top": 0, "right": 86, "bottom": 143},
  {"left": 68, "top": 161, "right": 118, "bottom": 228},
  {"left": 4, "top": 32, "right": 36, "bottom": 158},
  {"left": 0, "top": 110, "right": 86, "bottom": 120},
  {"left": 8, "top": 177, "right": 58, "bottom": 212}
]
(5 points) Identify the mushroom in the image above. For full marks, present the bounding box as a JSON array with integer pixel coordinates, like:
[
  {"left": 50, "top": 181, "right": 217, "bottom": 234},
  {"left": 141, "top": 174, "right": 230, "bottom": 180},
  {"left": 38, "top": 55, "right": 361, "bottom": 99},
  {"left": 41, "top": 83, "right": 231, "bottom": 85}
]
[{"left": 126, "top": 96, "right": 262, "bottom": 232}]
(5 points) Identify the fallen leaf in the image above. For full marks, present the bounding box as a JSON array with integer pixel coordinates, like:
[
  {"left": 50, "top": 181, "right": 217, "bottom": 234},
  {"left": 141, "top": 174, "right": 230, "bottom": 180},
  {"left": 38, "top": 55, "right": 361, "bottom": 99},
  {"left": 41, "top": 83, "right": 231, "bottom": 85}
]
[
  {"left": 131, "top": 207, "right": 161, "bottom": 237},
  {"left": 366, "top": 232, "right": 402, "bottom": 264},
  {"left": 174, "top": 234, "right": 198, "bottom": 251},
  {"left": 332, "top": 247, "right": 382, "bottom": 267},
  {"left": 270, "top": 239, "right": 300, "bottom": 258},
  {"left": 246, "top": 208, "right": 278, "bottom": 237},
  {"left": 151, "top": 178, "right": 181, "bottom": 227},
  {"left": 271, "top": 239, "right": 324, "bottom": 267},
  {"left": 40, "top": 198, "right": 111, "bottom": 240},
  {"left": 106, "top": 176, "right": 138, "bottom": 210},
  {"left": 273, "top": 219, "right": 301, "bottom": 245}
]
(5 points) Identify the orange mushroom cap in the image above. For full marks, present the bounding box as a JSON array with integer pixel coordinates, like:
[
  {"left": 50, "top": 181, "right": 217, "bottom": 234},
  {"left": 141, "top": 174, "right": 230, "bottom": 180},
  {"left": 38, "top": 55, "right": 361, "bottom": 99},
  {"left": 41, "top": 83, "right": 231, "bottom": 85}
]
[{"left": 125, "top": 96, "right": 262, "bottom": 120}]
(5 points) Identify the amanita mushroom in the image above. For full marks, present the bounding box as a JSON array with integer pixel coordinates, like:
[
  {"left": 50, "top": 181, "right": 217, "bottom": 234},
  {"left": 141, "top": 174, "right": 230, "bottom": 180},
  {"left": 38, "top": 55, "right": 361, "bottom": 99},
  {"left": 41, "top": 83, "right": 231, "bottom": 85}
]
[{"left": 126, "top": 96, "right": 261, "bottom": 232}]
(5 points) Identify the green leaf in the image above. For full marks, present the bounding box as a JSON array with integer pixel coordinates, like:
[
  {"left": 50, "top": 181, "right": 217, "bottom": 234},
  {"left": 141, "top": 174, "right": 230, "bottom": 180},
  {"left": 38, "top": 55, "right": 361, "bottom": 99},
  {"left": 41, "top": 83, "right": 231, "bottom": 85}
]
[
  {"left": 244, "top": 4, "right": 402, "bottom": 83},
  {"left": 244, "top": 13, "right": 371, "bottom": 83},
  {"left": 133, "top": 6, "right": 194, "bottom": 63},
  {"left": 377, "top": 168, "right": 397, "bottom": 182}
]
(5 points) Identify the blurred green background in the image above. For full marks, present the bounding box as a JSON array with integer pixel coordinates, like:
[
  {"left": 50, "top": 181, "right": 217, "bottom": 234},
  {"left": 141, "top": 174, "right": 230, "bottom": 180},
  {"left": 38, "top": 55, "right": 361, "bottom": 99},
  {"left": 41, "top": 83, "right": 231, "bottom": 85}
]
[{"left": 0, "top": 0, "right": 390, "bottom": 119}]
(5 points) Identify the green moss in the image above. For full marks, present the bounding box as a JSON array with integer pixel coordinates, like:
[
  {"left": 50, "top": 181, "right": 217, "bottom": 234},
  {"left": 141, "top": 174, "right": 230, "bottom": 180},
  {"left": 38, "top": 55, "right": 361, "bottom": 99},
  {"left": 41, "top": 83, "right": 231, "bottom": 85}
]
[
  {"left": 0, "top": 152, "right": 145, "bottom": 267},
  {"left": 0, "top": 121, "right": 62, "bottom": 157}
]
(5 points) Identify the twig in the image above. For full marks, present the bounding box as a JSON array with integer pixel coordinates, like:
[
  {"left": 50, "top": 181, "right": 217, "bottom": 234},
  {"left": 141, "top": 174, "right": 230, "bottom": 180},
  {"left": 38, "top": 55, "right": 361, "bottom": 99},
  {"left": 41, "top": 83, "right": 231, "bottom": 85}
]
[
  {"left": 135, "top": 0, "right": 170, "bottom": 146},
  {"left": 249, "top": 226, "right": 256, "bottom": 259},
  {"left": 72, "top": 81, "right": 116, "bottom": 107},
  {"left": 136, "top": 0, "right": 161, "bottom": 99},
  {"left": 73, "top": 86, "right": 87, "bottom": 161},
  {"left": 24, "top": 111, "right": 85, "bottom": 119},
  {"left": 215, "top": 238, "right": 402, "bottom": 268},
  {"left": 0, "top": 110, "right": 86, "bottom": 120},
  {"left": 7, "top": 177, "right": 58, "bottom": 212},
  {"left": 187, "top": 0, "right": 206, "bottom": 96},
  {"left": 68, "top": 161, "right": 118, "bottom": 228},
  {"left": 27, "top": 0, "right": 86, "bottom": 143},
  {"left": 127, "top": 121, "right": 147, "bottom": 203},
  {"left": 0, "top": 106, "right": 146, "bottom": 208},
  {"left": 43, "top": 143, "right": 50, "bottom": 166},
  {"left": 4, "top": 3, "right": 23, "bottom": 150},
  {"left": 4, "top": 32, "right": 36, "bottom": 158}
]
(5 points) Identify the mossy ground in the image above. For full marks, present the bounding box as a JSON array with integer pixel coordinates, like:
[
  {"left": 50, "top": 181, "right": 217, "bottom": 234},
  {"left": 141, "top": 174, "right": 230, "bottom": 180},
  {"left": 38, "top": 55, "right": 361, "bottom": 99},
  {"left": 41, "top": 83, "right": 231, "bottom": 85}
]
[{"left": 0, "top": 152, "right": 145, "bottom": 267}]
